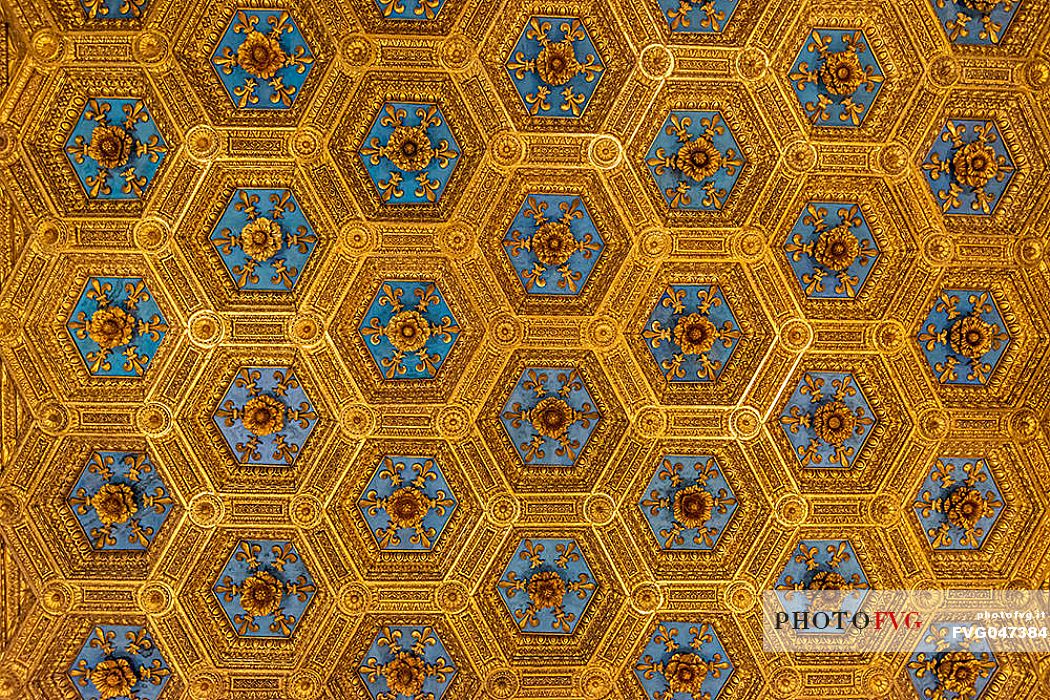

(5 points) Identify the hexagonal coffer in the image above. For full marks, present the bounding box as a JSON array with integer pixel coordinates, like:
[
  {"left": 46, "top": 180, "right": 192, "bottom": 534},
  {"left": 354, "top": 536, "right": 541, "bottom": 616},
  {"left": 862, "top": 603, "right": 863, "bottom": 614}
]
[
  {"left": 634, "top": 621, "right": 735, "bottom": 700},
  {"left": 501, "top": 193, "right": 605, "bottom": 297},
  {"left": 928, "top": 0, "right": 1019, "bottom": 46},
  {"left": 907, "top": 620, "right": 998, "bottom": 700},
  {"left": 917, "top": 289, "right": 1010, "bottom": 386},
  {"left": 209, "top": 188, "right": 319, "bottom": 291},
  {"left": 639, "top": 454, "right": 738, "bottom": 550},
  {"left": 497, "top": 537, "right": 598, "bottom": 634},
  {"left": 356, "top": 455, "right": 457, "bottom": 551},
  {"left": 921, "top": 120, "right": 1015, "bottom": 216},
  {"left": 499, "top": 367, "right": 601, "bottom": 467},
  {"left": 788, "top": 29, "right": 884, "bottom": 128},
  {"left": 913, "top": 457, "right": 1004, "bottom": 550},
  {"left": 66, "top": 277, "right": 169, "bottom": 378},
  {"left": 64, "top": 98, "right": 168, "bottom": 201},
  {"left": 774, "top": 539, "right": 870, "bottom": 635},
  {"left": 642, "top": 284, "right": 744, "bottom": 383},
  {"left": 211, "top": 539, "right": 317, "bottom": 638},
  {"left": 504, "top": 17, "right": 605, "bottom": 118},
  {"left": 358, "top": 625, "right": 458, "bottom": 699},
  {"left": 779, "top": 371, "right": 876, "bottom": 469},
  {"left": 358, "top": 281, "right": 461, "bottom": 380},
  {"left": 782, "top": 202, "right": 880, "bottom": 300},
  {"left": 359, "top": 103, "right": 462, "bottom": 205},
  {"left": 69, "top": 625, "right": 171, "bottom": 700},
  {"left": 67, "top": 450, "right": 174, "bottom": 551},
  {"left": 210, "top": 9, "right": 315, "bottom": 110},
  {"left": 212, "top": 367, "right": 319, "bottom": 467},
  {"left": 645, "top": 111, "right": 745, "bottom": 211}
]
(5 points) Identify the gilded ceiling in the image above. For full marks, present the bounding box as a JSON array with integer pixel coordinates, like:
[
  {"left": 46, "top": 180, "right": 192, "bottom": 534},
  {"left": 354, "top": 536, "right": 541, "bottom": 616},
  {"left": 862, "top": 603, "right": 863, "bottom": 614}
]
[{"left": 0, "top": 0, "right": 1048, "bottom": 698}]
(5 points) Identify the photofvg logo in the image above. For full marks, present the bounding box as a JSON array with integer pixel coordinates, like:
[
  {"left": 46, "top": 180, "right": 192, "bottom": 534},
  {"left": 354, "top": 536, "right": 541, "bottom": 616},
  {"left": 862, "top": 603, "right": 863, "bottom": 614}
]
[
  {"left": 761, "top": 590, "right": 1050, "bottom": 654},
  {"left": 774, "top": 607, "right": 924, "bottom": 633}
]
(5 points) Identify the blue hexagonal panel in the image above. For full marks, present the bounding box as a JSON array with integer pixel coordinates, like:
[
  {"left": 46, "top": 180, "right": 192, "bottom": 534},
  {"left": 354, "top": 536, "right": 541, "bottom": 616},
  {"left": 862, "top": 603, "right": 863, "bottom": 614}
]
[
  {"left": 499, "top": 367, "right": 601, "bottom": 467},
  {"left": 358, "top": 625, "right": 457, "bottom": 700},
  {"left": 788, "top": 29, "right": 884, "bottom": 127},
  {"left": 783, "top": 202, "right": 880, "bottom": 299},
  {"left": 357, "top": 455, "right": 457, "bottom": 551},
  {"left": 779, "top": 371, "right": 876, "bottom": 469},
  {"left": 212, "top": 539, "right": 316, "bottom": 638},
  {"left": 359, "top": 281, "right": 461, "bottom": 380},
  {"left": 922, "top": 120, "right": 1015, "bottom": 215},
  {"left": 502, "top": 194, "right": 605, "bottom": 296},
  {"left": 633, "top": 621, "right": 734, "bottom": 700},
  {"left": 210, "top": 9, "right": 315, "bottom": 110},
  {"left": 929, "top": 0, "right": 1020, "bottom": 45},
  {"left": 80, "top": 0, "right": 148, "bottom": 19},
  {"left": 639, "top": 455, "right": 738, "bottom": 551},
  {"left": 69, "top": 626, "right": 171, "bottom": 700},
  {"left": 645, "top": 111, "right": 745, "bottom": 211},
  {"left": 660, "top": 0, "right": 739, "bottom": 32},
  {"left": 66, "top": 277, "right": 169, "bottom": 378},
  {"left": 373, "top": 0, "right": 447, "bottom": 20},
  {"left": 64, "top": 98, "right": 168, "bottom": 201},
  {"left": 212, "top": 367, "right": 319, "bottom": 467},
  {"left": 917, "top": 289, "right": 1010, "bottom": 386},
  {"left": 209, "top": 188, "right": 318, "bottom": 292},
  {"left": 497, "top": 537, "right": 597, "bottom": 635},
  {"left": 505, "top": 17, "right": 605, "bottom": 118},
  {"left": 359, "top": 103, "right": 461, "bottom": 205},
  {"left": 774, "top": 540, "right": 870, "bottom": 635},
  {"left": 913, "top": 457, "right": 1004, "bottom": 550},
  {"left": 907, "top": 621, "right": 998, "bottom": 700},
  {"left": 643, "top": 284, "right": 744, "bottom": 382},
  {"left": 66, "top": 451, "right": 175, "bottom": 551}
]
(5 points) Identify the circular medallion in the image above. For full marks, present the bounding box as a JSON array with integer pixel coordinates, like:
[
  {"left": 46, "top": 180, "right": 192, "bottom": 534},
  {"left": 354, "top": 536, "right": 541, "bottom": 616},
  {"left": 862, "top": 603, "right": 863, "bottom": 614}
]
[
  {"left": 441, "top": 34, "right": 476, "bottom": 71},
  {"left": 730, "top": 406, "right": 762, "bottom": 440},
  {"left": 188, "top": 492, "right": 223, "bottom": 528},
  {"left": 629, "top": 582, "right": 661, "bottom": 614},
  {"left": 290, "top": 493, "right": 324, "bottom": 529},
  {"left": 341, "top": 35, "right": 375, "bottom": 67},
  {"left": 585, "top": 316, "right": 618, "bottom": 348},
  {"left": 490, "top": 130, "right": 524, "bottom": 168},
  {"left": 584, "top": 493, "right": 615, "bottom": 526},
  {"left": 336, "top": 581, "right": 372, "bottom": 615},
  {"left": 37, "top": 401, "right": 70, "bottom": 436},
  {"left": 580, "top": 666, "right": 612, "bottom": 699},
  {"left": 291, "top": 127, "right": 323, "bottom": 162},
  {"left": 342, "top": 404, "right": 376, "bottom": 438},
  {"left": 137, "top": 582, "right": 174, "bottom": 616},
  {"left": 340, "top": 222, "right": 375, "bottom": 255},
  {"left": 492, "top": 314, "right": 523, "bottom": 347},
  {"left": 133, "top": 30, "right": 169, "bottom": 65},
  {"left": 633, "top": 406, "right": 666, "bottom": 439},
  {"left": 928, "top": 55, "right": 960, "bottom": 87},
  {"left": 134, "top": 218, "right": 169, "bottom": 252},
  {"left": 774, "top": 493, "right": 807, "bottom": 527},
  {"left": 779, "top": 319, "right": 812, "bottom": 353},
  {"left": 440, "top": 221, "right": 475, "bottom": 256},
  {"left": 186, "top": 125, "right": 221, "bottom": 161},
  {"left": 487, "top": 494, "right": 519, "bottom": 527},
  {"left": 436, "top": 580, "right": 470, "bottom": 614},
  {"left": 639, "top": 44, "right": 673, "bottom": 80},
  {"left": 736, "top": 46, "right": 768, "bottom": 80},
  {"left": 724, "top": 580, "right": 757, "bottom": 614},
  {"left": 485, "top": 668, "right": 519, "bottom": 699},
  {"left": 588, "top": 134, "right": 622, "bottom": 170},
  {"left": 436, "top": 404, "right": 471, "bottom": 440},
  {"left": 289, "top": 314, "right": 324, "bottom": 347},
  {"left": 40, "top": 580, "right": 77, "bottom": 615}
]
